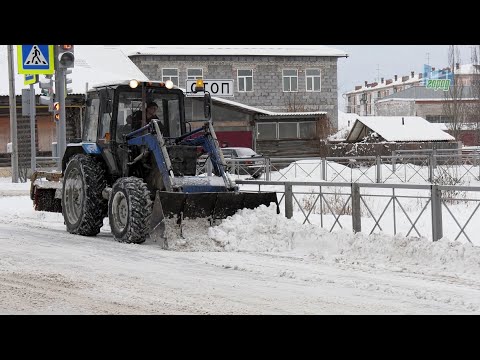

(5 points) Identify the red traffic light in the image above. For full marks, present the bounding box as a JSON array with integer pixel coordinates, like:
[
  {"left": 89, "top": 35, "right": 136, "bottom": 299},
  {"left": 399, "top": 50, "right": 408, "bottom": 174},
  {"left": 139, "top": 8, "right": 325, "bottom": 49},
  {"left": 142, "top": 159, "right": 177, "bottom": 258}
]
[{"left": 57, "top": 45, "right": 75, "bottom": 69}]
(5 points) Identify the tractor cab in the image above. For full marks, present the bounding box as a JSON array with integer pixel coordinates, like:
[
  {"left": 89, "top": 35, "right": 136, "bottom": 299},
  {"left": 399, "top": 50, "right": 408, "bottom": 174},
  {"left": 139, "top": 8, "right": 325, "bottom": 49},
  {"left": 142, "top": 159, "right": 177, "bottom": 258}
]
[{"left": 79, "top": 79, "right": 205, "bottom": 181}]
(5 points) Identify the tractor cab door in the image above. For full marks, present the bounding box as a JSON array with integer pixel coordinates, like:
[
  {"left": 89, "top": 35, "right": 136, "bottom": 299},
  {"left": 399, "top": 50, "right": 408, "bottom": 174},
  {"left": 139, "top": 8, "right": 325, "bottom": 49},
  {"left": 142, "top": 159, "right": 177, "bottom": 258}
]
[
  {"left": 82, "top": 91, "right": 100, "bottom": 143},
  {"left": 96, "top": 89, "right": 120, "bottom": 175}
]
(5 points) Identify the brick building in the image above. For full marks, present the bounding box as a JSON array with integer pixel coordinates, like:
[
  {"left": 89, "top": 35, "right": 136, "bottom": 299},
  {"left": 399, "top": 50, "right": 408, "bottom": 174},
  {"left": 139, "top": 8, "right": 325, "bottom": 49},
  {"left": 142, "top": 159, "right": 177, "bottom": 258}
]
[{"left": 127, "top": 45, "right": 348, "bottom": 129}]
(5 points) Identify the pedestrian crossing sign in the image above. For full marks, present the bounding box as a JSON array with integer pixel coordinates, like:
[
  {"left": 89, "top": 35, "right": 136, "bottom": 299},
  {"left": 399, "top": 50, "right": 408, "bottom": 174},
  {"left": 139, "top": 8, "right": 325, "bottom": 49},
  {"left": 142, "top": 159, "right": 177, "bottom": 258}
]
[
  {"left": 17, "top": 45, "right": 54, "bottom": 74},
  {"left": 24, "top": 74, "right": 38, "bottom": 85}
]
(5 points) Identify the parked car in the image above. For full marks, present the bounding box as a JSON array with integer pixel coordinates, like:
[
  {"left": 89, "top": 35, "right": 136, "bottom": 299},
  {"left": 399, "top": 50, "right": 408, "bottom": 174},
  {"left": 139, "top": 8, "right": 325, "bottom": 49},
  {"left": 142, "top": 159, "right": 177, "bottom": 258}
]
[
  {"left": 221, "top": 147, "right": 264, "bottom": 178},
  {"left": 197, "top": 147, "right": 265, "bottom": 178}
]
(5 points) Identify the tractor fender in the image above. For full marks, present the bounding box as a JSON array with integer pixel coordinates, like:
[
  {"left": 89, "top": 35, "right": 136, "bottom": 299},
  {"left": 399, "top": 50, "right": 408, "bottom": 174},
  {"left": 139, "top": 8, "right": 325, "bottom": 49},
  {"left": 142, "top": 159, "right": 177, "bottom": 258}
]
[{"left": 62, "top": 143, "right": 102, "bottom": 173}]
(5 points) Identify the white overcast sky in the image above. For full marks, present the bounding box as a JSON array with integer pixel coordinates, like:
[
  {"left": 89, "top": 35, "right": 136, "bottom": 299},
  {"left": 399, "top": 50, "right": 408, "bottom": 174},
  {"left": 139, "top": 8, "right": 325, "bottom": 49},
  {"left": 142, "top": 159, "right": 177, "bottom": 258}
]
[{"left": 330, "top": 45, "right": 473, "bottom": 110}]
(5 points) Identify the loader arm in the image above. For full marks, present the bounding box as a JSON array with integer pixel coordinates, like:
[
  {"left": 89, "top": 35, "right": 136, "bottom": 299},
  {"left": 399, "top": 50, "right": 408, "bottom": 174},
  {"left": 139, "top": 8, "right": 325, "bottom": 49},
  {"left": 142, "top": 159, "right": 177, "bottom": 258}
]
[
  {"left": 126, "top": 124, "right": 173, "bottom": 191},
  {"left": 179, "top": 121, "right": 236, "bottom": 190}
]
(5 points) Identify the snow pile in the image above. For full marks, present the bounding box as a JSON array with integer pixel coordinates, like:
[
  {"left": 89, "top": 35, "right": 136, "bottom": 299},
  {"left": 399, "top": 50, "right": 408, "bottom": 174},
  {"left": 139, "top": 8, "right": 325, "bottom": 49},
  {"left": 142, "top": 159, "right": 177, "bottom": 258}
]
[
  {"left": 0, "top": 177, "right": 30, "bottom": 196},
  {"left": 207, "top": 204, "right": 480, "bottom": 278}
]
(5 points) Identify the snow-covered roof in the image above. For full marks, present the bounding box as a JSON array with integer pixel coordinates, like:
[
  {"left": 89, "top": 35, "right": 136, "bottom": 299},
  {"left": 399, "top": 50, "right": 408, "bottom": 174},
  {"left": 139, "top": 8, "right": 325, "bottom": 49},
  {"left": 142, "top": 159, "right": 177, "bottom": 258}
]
[
  {"left": 125, "top": 45, "right": 348, "bottom": 58},
  {"left": 0, "top": 45, "right": 148, "bottom": 96},
  {"left": 328, "top": 111, "right": 358, "bottom": 141},
  {"left": 346, "top": 116, "right": 455, "bottom": 142},
  {"left": 210, "top": 95, "right": 327, "bottom": 116},
  {"left": 455, "top": 63, "right": 480, "bottom": 75},
  {"left": 338, "top": 110, "right": 358, "bottom": 129},
  {"left": 377, "top": 85, "right": 477, "bottom": 102},
  {"left": 345, "top": 74, "right": 422, "bottom": 95}
]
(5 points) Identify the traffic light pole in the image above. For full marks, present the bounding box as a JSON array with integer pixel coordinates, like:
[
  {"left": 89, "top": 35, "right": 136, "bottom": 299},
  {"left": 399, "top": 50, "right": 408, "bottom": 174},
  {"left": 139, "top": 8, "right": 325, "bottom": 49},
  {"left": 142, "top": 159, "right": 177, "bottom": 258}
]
[
  {"left": 7, "top": 45, "right": 19, "bottom": 182},
  {"left": 54, "top": 46, "right": 67, "bottom": 170},
  {"left": 57, "top": 68, "right": 66, "bottom": 165},
  {"left": 30, "top": 83, "right": 36, "bottom": 171}
]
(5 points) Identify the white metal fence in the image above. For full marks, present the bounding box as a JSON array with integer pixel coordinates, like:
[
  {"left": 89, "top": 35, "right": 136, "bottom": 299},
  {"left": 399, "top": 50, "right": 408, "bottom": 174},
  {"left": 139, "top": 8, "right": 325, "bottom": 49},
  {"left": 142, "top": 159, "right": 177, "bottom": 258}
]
[{"left": 236, "top": 180, "right": 480, "bottom": 245}]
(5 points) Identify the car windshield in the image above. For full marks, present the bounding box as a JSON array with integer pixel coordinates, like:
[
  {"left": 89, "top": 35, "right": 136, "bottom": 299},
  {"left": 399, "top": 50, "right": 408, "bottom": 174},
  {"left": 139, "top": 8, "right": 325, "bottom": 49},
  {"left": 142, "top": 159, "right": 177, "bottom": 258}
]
[{"left": 234, "top": 148, "right": 257, "bottom": 157}]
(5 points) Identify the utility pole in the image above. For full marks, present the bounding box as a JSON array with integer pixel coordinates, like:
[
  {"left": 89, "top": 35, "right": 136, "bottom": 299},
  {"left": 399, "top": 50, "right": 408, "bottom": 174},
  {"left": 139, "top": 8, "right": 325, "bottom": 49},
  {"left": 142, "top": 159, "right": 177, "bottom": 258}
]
[
  {"left": 30, "top": 82, "right": 36, "bottom": 172},
  {"left": 55, "top": 66, "right": 66, "bottom": 163},
  {"left": 7, "top": 45, "right": 19, "bottom": 183},
  {"left": 55, "top": 45, "right": 74, "bottom": 165}
]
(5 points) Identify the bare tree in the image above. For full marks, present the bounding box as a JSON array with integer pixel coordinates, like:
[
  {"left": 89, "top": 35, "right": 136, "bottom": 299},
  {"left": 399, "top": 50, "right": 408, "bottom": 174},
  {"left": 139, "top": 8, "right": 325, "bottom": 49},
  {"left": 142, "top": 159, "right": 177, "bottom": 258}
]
[
  {"left": 443, "top": 45, "right": 467, "bottom": 141},
  {"left": 283, "top": 93, "right": 306, "bottom": 112}
]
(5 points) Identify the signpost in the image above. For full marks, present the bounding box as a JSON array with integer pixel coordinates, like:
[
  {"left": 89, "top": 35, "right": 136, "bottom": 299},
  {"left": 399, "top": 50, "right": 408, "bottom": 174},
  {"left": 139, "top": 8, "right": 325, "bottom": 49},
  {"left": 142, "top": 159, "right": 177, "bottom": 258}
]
[
  {"left": 16, "top": 46, "right": 54, "bottom": 178},
  {"left": 17, "top": 45, "right": 54, "bottom": 74},
  {"left": 185, "top": 79, "right": 234, "bottom": 97},
  {"left": 24, "top": 74, "right": 38, "bottom": 86}
]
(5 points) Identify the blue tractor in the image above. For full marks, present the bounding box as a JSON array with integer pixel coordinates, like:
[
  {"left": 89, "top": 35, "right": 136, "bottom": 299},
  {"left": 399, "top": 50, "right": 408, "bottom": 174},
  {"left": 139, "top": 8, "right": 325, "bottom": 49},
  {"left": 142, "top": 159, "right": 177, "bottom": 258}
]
[{"left": 32, "top": 79, "right": 278, "bottom": 245}]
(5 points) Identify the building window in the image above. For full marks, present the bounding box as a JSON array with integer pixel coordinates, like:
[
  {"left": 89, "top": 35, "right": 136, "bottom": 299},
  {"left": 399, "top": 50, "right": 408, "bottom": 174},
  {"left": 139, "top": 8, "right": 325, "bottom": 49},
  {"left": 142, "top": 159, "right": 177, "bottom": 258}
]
[
  {"left": 257, "top": 123, "right": 277, "bottom": 140},
  {"left": 162, "top": 68, "right": 179, "bottom": 86},
  {"left": 279, "top": 122, "right": 298, "bottom": 139},
  {"left": 257, "top": 122, "right": 317, "bottom": 140},
  {"left": 299, "top": 122, "right": 316, "bottom": 138},
  {"left": 283, "top": 69, "right": 298, "bottom": 92},
  {"left": 425, "top": 115, "right": 454, "bottom": 123},
  {"left": 305, "top": 69, "right": 321, "bottom": 92},
  {"left": 237, "top": 69, "right": 253, "bottom": 92},
  {"left": 187, "top": 68, "right": 203, "bottom": 80}
]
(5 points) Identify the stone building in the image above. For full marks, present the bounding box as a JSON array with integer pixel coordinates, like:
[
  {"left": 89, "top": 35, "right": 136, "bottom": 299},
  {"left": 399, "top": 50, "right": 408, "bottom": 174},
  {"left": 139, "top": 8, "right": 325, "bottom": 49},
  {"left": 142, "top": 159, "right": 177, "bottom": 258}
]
[{"left": 126, "top": 45, "right": 348, "bottom": 129}]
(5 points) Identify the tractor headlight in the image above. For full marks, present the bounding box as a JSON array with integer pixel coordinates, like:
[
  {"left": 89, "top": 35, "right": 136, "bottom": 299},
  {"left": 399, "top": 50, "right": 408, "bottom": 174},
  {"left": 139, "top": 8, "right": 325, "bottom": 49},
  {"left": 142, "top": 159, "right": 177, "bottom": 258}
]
[
  {"left": 129, "top": 79, "right": 139, "bottom": 88},
  {"left": 165, "top": 80, "right": 174, "bottom": 89}
]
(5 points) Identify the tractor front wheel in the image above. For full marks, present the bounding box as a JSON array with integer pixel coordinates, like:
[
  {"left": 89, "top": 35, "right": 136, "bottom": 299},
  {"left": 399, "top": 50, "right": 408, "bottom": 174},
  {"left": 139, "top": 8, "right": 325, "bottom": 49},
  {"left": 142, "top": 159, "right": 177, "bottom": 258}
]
[{"left": 108, "top": 177, "right": 153, "bottom": 244}]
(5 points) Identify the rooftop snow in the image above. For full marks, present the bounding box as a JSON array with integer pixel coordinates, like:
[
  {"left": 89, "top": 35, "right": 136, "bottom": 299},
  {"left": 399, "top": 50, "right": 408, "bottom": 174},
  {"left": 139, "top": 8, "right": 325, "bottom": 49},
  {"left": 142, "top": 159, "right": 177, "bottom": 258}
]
[
  {"left": 346, "top": 116, "right": 455, "bottom": 142},
  {"left": 125, "top": 45, "right": 349, "bottom": 58}
]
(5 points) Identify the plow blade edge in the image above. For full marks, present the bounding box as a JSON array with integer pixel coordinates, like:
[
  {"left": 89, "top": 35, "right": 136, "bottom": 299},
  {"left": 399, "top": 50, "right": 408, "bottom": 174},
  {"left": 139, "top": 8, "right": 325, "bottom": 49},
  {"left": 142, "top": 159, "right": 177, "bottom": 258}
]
[{"left": 153, "top": 191, "right": 279, "bottom": 220}]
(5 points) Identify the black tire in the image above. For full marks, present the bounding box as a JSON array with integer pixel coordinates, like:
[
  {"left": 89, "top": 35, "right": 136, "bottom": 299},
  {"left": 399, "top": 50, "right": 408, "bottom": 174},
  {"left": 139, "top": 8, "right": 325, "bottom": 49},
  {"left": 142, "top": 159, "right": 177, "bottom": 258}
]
[
  {"left": 62, "top": 154, "right": 107, "bottom": 236},
  {"left": 34, "top": 188, "right": 62, "bottom": 212},
  {"left": 108, "top": 177, "right": 153, "bottom": 244}
]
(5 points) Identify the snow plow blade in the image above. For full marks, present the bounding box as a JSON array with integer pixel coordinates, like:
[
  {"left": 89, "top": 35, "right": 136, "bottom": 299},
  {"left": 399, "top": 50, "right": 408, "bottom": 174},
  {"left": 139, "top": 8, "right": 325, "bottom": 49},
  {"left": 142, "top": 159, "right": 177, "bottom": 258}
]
[{"left": 152, "top": 190, "right": 279, "bottom": 221}]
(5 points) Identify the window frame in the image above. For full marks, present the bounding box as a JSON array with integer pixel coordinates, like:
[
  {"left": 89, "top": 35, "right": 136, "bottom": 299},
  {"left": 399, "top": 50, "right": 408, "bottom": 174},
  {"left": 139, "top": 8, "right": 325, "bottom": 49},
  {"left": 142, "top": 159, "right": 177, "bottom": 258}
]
[
  {"left": 256, "top": 121, "right": 317, "bottom": 140},
  {"left": 162, "top": 68, "right": 179, "bottom": 86},
  {"left": 282, "top": 69, "right": 298, "bottom": 92},
  {"left": 187, "top": 68, "right": 203, "bottom": 80},
  {"left": 305, "top": 68, "right": 321, "bottom": 92},
  {"left": 237, "top": 69, "right": 254, "bottom": 92}
]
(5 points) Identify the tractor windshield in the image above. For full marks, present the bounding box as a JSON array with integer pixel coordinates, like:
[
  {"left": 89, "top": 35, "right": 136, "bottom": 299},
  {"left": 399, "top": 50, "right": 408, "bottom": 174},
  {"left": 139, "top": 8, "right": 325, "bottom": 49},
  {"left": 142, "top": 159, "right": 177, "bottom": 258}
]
[{"left": 116, "top": 88, "right": 183, "bottom": 140}]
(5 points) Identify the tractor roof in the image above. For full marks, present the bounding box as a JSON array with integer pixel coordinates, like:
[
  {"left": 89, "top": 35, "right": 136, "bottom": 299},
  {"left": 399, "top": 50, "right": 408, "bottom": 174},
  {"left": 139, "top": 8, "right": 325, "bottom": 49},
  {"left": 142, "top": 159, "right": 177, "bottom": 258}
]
[{"left": 91, "top": 80, "right": 180, "bottom": 90}]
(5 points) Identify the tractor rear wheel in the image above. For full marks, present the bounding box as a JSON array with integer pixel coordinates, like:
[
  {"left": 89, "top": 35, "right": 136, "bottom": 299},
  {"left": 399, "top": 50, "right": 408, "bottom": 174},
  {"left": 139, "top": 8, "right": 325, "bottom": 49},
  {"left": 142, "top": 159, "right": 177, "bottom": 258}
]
[
  {"left": 62, "top": 154, "right": 107, "bottom": 236},
  {"left": 108, "top": 177, "right": 153, "bottom": 244}
]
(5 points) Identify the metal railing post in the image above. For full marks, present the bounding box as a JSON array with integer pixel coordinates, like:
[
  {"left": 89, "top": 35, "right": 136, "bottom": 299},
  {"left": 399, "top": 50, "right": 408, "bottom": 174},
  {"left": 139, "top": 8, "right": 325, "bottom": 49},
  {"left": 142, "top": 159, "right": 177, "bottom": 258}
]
[
  {"left": 285, "top": 183, "right": 293, "bottom": 219},
  {"left": 265, "top": 157, "right": 271, "bottom": 181},
  {"left": 206, "top": 158, "right": 213, "bottom": 176},
  {"left": 392, "top": 150, "right": 396, "bottom": 172},
  {"left": 351, "top": 183, "right": 361, "bottom": 233},
  {"left": 428, "top": 156, "right": 434, "bottom": 183},
  {"left": 376, "top": 156, "right": 381, "bottom": 183},
  {"left": 321, "top": 158, "right": 326, "bottom": 181},
  {"left": 431, "top": 185, "right": 443, "bottom": 241},
  {"left": 477, "top": 154, "right": 480, "bottom": 181}
]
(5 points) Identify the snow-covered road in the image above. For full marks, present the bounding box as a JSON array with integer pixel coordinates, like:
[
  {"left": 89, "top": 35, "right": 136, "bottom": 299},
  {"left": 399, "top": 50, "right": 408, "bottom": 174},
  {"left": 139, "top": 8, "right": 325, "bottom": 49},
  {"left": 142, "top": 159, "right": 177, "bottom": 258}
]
[{"left": 1, "top": 176, "right": 480, "bottom": 315}]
